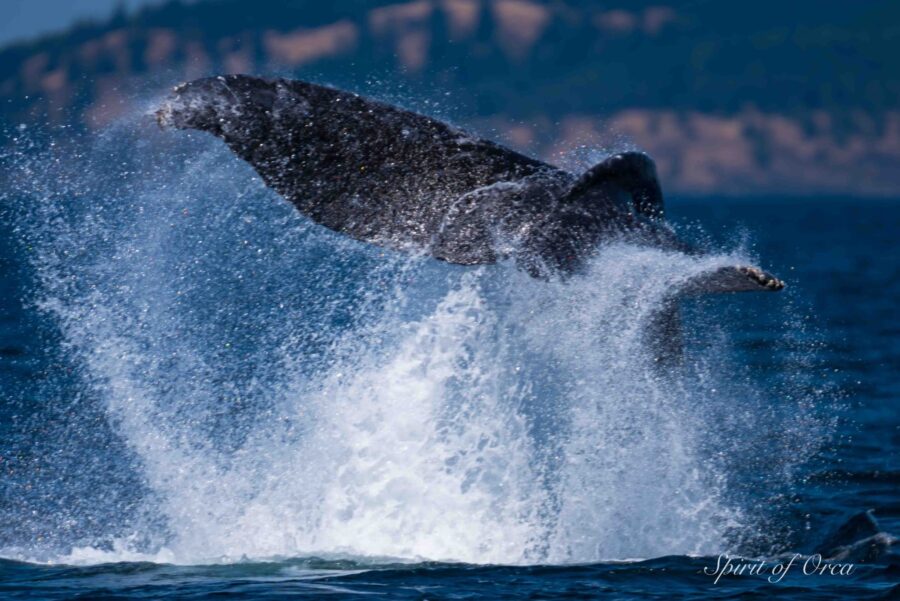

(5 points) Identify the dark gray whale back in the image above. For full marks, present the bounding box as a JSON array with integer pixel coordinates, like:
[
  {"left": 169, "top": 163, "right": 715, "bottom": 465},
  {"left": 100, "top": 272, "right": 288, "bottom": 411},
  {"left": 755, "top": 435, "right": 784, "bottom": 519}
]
[{"left": 157, "top": 75, "right": 678, "bottom": 276}]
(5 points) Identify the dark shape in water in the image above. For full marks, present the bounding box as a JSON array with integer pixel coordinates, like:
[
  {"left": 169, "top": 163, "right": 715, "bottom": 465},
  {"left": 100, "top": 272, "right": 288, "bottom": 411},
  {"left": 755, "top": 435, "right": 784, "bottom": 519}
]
[
  {"left": 155, "top": 74, "right": 784, "bottom": 294},
  {"left": 816, "top": 510, "right": 896, "bottom": 562}
]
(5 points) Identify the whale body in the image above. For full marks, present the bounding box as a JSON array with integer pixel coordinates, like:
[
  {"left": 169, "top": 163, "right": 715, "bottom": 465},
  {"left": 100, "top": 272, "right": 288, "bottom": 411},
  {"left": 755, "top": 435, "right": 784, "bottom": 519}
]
[{"left": 156, "top": 74, "right": 784, "bottom": 293}]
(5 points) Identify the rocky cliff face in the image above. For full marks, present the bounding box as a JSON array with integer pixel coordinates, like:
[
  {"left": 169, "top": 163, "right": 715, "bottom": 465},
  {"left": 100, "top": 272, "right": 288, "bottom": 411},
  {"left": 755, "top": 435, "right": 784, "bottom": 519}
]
[{"left": 2, "top": 0, "right": 899, "bottom": 196}]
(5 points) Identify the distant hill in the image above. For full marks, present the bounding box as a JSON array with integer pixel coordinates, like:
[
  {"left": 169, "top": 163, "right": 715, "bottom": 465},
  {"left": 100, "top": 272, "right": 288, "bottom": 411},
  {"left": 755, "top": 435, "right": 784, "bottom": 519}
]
[{"left": 2, "top": 0, "right": 899, "bottom": 196}]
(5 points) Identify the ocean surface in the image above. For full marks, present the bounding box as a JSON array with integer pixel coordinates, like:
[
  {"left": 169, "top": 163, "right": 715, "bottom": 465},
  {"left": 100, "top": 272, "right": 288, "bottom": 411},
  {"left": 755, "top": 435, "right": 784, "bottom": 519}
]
[{"left": 0, "top": 122, "right": 897, "bottom": 599}]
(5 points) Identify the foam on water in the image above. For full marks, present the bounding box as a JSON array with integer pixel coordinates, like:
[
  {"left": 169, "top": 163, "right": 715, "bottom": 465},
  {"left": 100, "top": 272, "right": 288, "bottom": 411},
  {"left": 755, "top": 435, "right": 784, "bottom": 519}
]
[{"left": 0, "top": 118, "right": 826, "bottom": 566}]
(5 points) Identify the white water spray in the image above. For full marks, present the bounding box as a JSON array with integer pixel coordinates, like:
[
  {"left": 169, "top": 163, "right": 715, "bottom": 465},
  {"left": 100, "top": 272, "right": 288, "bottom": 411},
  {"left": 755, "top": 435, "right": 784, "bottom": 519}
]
[{"left": 2, "top": 120, "right": 824, "bottom": 566}]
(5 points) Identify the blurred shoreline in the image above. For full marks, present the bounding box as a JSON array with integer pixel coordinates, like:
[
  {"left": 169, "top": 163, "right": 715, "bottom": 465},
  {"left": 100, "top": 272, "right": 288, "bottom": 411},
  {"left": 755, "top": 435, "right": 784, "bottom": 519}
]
[{"left": 2, "top": 0, "right": 899, "bottom": 197}]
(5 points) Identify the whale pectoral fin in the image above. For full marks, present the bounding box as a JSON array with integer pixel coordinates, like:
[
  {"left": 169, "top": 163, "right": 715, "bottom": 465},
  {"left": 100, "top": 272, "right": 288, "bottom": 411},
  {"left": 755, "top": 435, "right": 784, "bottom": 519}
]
[
  {"left": 572, "top": 152, "right": 665, "bottom": 220},
  {"left": 680, "top": 265, "right": 786, "bottom": 294},
  {"left": 646, "top": 266, "right": 784, "bottom": 369}
]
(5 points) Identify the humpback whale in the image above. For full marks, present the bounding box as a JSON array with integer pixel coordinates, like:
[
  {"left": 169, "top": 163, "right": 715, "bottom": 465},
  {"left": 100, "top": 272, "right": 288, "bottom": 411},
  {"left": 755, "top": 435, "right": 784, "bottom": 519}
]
[{"left": 155, "top": 74, "right": 784, "bottom": 293}]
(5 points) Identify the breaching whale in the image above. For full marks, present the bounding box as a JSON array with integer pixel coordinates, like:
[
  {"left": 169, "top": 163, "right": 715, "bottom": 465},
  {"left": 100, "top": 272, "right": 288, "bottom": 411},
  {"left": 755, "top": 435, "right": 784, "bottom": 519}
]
[{"left": 155, "top": 74, "right": 783, "bottom": 296}]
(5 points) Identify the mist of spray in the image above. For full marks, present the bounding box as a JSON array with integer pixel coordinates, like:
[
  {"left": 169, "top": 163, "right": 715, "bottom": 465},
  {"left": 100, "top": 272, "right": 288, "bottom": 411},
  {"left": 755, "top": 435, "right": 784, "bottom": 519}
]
[{"left": 0, "top": 117, "right": 827, "bottom": 565}]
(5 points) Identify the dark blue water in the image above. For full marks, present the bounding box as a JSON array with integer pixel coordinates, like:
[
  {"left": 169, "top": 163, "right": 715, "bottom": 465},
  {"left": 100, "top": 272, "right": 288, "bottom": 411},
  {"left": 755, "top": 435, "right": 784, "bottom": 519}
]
[{"left": 0, "top": 124, "right": 897, "bottom": 599}]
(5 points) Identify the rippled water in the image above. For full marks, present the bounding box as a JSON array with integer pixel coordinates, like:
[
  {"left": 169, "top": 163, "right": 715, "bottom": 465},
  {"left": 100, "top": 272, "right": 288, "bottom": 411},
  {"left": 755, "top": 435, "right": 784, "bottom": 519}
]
[{"left": 0, "top": 121, "right": 896, "bottom": 599}]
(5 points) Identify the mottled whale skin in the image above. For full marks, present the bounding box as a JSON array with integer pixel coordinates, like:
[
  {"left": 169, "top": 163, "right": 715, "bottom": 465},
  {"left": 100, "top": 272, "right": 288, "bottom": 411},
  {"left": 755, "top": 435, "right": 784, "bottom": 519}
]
[{"left": 156, "top": 74, "right": 783, "bottom": 292}]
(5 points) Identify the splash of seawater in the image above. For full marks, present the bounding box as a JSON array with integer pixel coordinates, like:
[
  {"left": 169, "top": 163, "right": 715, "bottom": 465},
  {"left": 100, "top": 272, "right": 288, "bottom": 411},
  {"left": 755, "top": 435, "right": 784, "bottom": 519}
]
[{"left": 0, "top": 117, "right": 827, "bottom": 566}]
